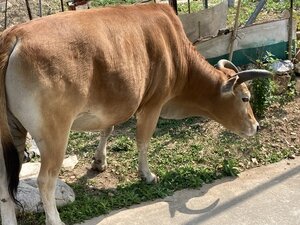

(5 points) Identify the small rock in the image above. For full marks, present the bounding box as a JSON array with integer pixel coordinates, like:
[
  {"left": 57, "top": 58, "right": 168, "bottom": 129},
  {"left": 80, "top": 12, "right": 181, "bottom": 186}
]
[
  {"left": 21, "top": 155, "right": 78, "bottom": 179},
  {"left": 251, "top": 158, "right": 258, "bottom": 165},
  {"left": 20, "top": 162, "right": 41, "bottom": 179},
  {"left": 16, "top": 178, "right": 75, "bottom": 213},
  {"left": 62, "top": 155, "right": 78, "bottom": 171},
  {"left": 108, "top": 192, "right": 115, "bottom": 197},
  {"left": 246, "top": 161, "right": 251, "bottom": 169},
  {"left": 288, "top": 154, "right": 296, "bottom": 159},
  {"left": 271, "top": 60, "right": 293, "bottom": 75}
]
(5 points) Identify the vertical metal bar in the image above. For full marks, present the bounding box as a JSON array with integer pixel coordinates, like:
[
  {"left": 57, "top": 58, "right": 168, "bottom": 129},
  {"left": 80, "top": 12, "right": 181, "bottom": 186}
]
[
  {"left": 38, "top": 0, "right": 42, "bottom": 17},
  {"left": 188, "top": 0, "right": 190, "bottom": 14},
  {"left": 60, "top": 0, "right": 64, "bottom": 12},
  {"left": 229, "top": 0, "right": 242, "bottom": 61},
  {"left": 198, "top": 21, "right": 201, "bottom": 39},
  {"left": 204, "top": 0, "right": 208, "bottom": 9},
  {"left": 245, "top": 0, "right": 267, "bottom": 26},
  {"left": 4, "top": 0, "right": 8, "bottom": 29},
  {"left": 25, "top": 0, "right": 32, "bottom": 20},
  {"left": 288, "top": 0, "right": 294, "bottom": 60}
]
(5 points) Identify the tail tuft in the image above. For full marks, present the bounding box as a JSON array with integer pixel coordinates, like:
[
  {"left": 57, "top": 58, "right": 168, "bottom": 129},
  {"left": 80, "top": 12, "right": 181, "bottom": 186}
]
[{"left": 2, "top": 139, "right": 20, "bottom": 204}]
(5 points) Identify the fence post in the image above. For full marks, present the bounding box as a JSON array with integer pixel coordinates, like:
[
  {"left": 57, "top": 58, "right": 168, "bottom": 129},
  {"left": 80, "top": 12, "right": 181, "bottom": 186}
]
[{"left": 25, "top": 0, "right": 32, "bottom": 20}]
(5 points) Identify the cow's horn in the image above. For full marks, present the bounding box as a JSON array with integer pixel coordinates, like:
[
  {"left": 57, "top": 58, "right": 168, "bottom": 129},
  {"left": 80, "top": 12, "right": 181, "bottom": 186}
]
[
  {"left": 215, "top": 59, "right": 239, "bottom": 73},
  {"left": 236, "top": 69, "right": 273, "bottom": 84}
]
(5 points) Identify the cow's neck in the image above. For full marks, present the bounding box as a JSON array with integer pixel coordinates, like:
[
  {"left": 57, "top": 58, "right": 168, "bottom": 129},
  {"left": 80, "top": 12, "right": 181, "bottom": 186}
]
[{"left": 161, "top": 49, "right": 223, "bottom": 120}]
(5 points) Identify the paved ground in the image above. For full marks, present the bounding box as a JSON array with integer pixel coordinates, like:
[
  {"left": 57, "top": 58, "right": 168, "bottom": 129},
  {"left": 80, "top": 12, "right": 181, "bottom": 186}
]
[{"left": 79, "top": 157, "right": 300, "bottom": 225}]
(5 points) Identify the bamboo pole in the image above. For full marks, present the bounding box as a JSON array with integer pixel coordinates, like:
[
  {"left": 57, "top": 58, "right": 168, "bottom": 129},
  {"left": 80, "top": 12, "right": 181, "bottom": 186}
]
[
  {"left": 245, "top": 0, "right": 266, "bottom": 26},
  {"left": 38, "top": 0, "right": 42, "bottom": 17},
  {"left": 60, "top": 0, "right": 64, "bottom": 12},
  {"left": 25, "top": 0, "right": 32, "bottom": 20},
  {"left": 204, "top": 0, "right": 208, "bottom": 9},
  {"left": 228, "top": 0, "right": 242, "bottom": 61},
  {"left": 4, "top": 0, "right": 8, "bottom": 29},
  {"left": 288, "top": 0, "right": 294, "bottom": 60}
]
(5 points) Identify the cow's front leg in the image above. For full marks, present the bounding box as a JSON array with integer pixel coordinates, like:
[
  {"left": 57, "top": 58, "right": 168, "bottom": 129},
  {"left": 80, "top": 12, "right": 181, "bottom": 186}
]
[
  {"left": 137, "top": 141, "right": 157, "bottom": 183},
  {"left": 136, "top": 106, "right": 161, "bottom": 184},
  {"left": 91, "top": 126, "right": 114, "bottom": 172}
]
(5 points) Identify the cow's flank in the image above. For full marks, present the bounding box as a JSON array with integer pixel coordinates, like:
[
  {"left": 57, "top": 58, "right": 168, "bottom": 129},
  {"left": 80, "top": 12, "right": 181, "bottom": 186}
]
[{"left": 0, "top": 4, "right": 272, "bottom": 225}]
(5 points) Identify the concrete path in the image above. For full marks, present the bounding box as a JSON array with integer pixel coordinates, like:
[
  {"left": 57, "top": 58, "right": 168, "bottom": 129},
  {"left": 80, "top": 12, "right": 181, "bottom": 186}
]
[{"left": 79, "top": 157, "right": 300, "bottom": 225}]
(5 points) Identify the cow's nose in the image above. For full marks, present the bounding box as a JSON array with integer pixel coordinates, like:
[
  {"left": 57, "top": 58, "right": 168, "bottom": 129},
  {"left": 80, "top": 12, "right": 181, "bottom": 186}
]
[{"left": 256, "top": 124, "right": 260, "bottom": 132}]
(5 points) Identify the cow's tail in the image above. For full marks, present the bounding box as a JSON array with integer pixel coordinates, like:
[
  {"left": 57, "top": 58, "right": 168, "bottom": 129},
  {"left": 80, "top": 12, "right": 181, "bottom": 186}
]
[{"left": 0, "top": 32, "right": 20, "bottom": 204}]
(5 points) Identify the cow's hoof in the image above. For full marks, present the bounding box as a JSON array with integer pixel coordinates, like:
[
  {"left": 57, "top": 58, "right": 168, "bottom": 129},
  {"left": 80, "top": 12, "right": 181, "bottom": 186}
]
[
  {"left": 91, "top": 159, "right": 107, "bottom": 172},
  {"left": 141, "top": 172, "right": 159, "bottom": 184}
]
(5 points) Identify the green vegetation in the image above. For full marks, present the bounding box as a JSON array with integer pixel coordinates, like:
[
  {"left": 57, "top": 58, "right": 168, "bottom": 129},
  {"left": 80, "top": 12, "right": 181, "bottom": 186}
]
[{"left": 250, "top": 51, "right": 297, "bottom": 117}]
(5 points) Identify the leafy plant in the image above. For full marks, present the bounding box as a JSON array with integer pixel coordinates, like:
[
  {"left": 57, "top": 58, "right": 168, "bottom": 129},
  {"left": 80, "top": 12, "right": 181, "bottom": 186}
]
[
  {"left": 251, "top": 77, "right": 274, "bottom": 118},
  {"left": 111, "top": 136, "right": 134, "bottom": 152},
  {"left": 251, "top": 52, "right": 296, "bottom": 117},
  {"left": 222, "top": 158, "right": 239, "bottom": 176}
]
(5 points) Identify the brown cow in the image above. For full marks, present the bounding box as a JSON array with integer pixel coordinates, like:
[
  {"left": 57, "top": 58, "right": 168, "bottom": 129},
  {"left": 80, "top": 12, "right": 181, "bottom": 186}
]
[{"left": 0, "top": 4, "right": 271, "bottom": 225}]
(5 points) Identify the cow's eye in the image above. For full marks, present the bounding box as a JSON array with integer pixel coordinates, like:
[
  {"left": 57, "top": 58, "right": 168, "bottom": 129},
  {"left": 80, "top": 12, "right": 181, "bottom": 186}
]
[{"left": 242, "top": 97, "right": 249, "bottom": 102}]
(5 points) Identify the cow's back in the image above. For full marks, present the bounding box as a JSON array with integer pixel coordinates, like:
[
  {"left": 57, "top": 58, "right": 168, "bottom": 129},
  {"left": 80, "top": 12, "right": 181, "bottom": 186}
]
[
  {"left": 13, "top": 4, "right": 188, "bottom": 93},
  {"left": 4, "top": 4, "right": 190, "bottom": 128}
]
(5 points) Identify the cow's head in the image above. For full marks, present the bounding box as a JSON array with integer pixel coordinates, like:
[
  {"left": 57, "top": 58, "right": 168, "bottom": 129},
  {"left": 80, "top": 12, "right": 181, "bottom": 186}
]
[{"left": 212, "top": 60, "right": 272, "bottom": 137}]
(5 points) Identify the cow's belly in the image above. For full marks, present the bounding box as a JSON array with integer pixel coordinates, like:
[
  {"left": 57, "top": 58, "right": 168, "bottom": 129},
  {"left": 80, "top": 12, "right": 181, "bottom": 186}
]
[
  {"left": 71, "top": 112, "right": 103, "bottom": 131},
  {"left": 71, "top": 108, "right": 134, "bottom": 132}
]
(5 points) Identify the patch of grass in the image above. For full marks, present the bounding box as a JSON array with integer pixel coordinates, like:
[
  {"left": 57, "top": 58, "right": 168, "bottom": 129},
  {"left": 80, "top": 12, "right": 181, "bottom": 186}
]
[
  {"left": 222, "top": 158, "right": 239, "bottom": 176},
  {"left": 111, "top": 136, "right": 134, "bottom": 152}
]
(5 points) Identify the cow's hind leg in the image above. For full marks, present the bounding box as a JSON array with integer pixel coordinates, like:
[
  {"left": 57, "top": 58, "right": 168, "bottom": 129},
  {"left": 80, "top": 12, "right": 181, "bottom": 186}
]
[
  {"left": 34, "top": 122, "right": 71, "bottom": 225},
  {"left": 0, "top": 147, "right": 18, "bottom": 225},
  {"left": 0, "top": 113, "right": 27, "bottom": 225},
  {"left": 91, "top": 126, "right": 114, "bottom": 172}
]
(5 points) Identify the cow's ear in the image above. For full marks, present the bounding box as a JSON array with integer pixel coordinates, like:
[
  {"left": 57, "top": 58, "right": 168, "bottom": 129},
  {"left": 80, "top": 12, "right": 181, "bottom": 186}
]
[{"left": 221, "top": 75, "right": 239, "bottom": 94}]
